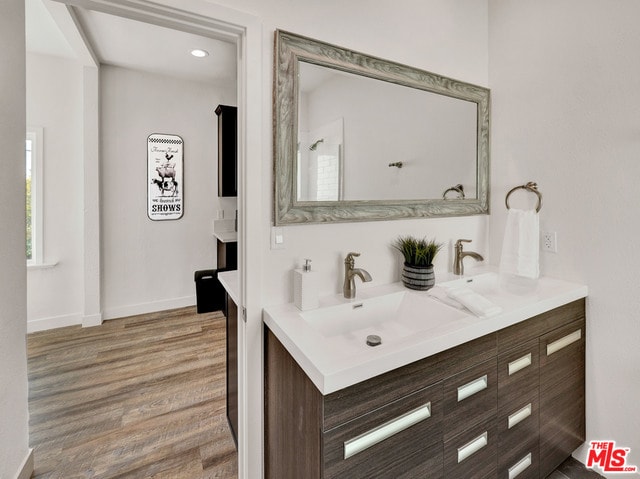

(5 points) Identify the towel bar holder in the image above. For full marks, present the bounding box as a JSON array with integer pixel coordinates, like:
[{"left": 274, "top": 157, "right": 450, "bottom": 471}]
[
  {"left": 505, "top": 182, "right": 542, "bottom": 212},
  {"left": 442, "top": 184, "right": 465, "bottom": 200}
]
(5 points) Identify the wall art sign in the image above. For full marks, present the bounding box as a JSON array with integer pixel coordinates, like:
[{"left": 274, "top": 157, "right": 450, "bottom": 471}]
[{"left": 147, "top": 133, "right": 184, "bottom": 221}]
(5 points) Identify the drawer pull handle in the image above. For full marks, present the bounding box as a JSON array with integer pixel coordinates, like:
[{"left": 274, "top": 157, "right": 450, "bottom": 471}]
[
  {"left": 457, "top": 431, "right": 488, "bottom": 463},
  {"left": 508, "top": 403, "right": 532, "bottom": 429},
  {"left": 508, "top": 452, "right": 532, "bottom": 479},
  {"left": 343, "top": 402, "right": 431, "bottom": 459},
  {"left": 457, "top": 374, "right": 488, "bottom": 402},
  {"left": 508, "top": 353, "right": 532, "bottom": 376},
  {"left": 547, "top": 329, "right": 582, "bottom": 356}
]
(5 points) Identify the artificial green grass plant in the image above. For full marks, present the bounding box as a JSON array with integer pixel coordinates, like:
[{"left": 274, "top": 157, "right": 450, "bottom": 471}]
[{"left": 393, "top": 235, "right": 443, "bottom": 267}]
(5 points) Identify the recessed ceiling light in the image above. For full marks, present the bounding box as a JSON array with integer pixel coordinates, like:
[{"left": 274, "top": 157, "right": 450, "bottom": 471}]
[{"left": 191, "top": 49, "right": 209, "bottom": 58}]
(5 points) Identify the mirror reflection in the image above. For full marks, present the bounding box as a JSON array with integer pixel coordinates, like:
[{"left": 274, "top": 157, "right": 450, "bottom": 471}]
[{"left": 297, "top": 61, "right": 478, "bottom": 202}]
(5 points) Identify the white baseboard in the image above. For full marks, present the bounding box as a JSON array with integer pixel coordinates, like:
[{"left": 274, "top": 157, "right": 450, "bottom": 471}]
[
  {"left": 102, "top": 295, "right": 196, "bottom": 320},
  {"left": 27, "top": 296, "right": 196, "bottom": 331},
  {"left": 82, "top": 312, "right": 103, "bottom": 328},
  {"left": 27, "top": 312, "right": 82, "bottom": 333},
  {"left": 14, "top": 448, "right": 33, "bottom": 479}
]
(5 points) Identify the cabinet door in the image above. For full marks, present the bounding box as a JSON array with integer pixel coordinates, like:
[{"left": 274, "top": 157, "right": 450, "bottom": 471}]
[
  {"left": 217, "top": 240, "right": 237, "bottom": 270},
  {"left": 215, "top": 105, "right": 237, "bottom": 197},
  {"left": 539, "top": 318, "right": 585, "bottom": 478},
  {"left": 323, "top": 383, "right": 443, "bottom": 479},
  {"left": 226, "top": 295, "right": 238, "bottom": 447}
]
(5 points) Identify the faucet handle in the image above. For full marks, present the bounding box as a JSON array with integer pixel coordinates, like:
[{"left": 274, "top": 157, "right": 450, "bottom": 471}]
[
  {"left": 455, "top": 239, "right": 472, "bottom": 247},
  {"left": 345, "top": 252, "right": 360, "bottom": 264}
]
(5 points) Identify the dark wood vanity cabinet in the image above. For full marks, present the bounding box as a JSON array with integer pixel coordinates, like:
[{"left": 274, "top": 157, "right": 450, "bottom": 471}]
[
  {"left": 215, "top": 104, "right": 237, "bottom": 197},
  {"left": 216, "top": 240, "right": 237, "bottom": 270},
  {"left": 265, "top": 299, "right": 585, "bottom": 479},
  {"left": 225, "top": 293, "right": 238, "bottom": 447}
]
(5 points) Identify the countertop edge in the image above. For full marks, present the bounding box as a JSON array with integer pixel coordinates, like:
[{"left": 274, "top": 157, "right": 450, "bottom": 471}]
[
  {"left": 218, "top": 270, "right": 240, "bottom": 305},
  {"left": 213, "top": 231, "right": 238, "bottom": 243}
]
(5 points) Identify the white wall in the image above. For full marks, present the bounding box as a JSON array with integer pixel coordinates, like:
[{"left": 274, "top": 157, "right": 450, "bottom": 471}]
[
  {"left": 100, "top": 65, "right": 235, "bottom": 319},
  {"left": 26, "top": 52, "right": 85, "bottom": 330},
  {"left": 489, "top": 1, "right": 640, "bottom": 476},
  {"left": 211, "top": 0, "right": 491, "bottom": 307},
  {"left": 0, "top": 1, "right": 32, "bottom": 477}
]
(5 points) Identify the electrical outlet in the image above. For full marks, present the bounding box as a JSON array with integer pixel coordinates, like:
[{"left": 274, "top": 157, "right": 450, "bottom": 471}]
[{"left": 542, "top": 231, "right": 557, "bottom": 253}]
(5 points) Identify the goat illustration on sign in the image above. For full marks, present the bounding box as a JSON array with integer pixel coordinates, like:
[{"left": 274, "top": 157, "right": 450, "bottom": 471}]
[{"left": 147, "top": 134, "right": 184, "bottom": 220}]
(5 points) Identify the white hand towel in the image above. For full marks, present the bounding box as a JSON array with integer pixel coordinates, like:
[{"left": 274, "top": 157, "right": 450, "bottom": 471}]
[
  {"left": 445, "top": 287, "right": 503, "bottom": 318},
  {"left": 499, "top": 208, "right": 540, "bottom": 279},
  {"left": 427, "top": 286, "right": 465, "bottom": 310}
]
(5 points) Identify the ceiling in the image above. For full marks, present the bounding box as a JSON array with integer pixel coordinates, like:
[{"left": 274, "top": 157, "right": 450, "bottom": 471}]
[{"left": 25, "top": 0, "right": 237, "bottom": 86}]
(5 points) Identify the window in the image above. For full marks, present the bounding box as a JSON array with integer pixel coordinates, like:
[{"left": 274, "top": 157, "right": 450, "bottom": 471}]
[{"left": 26, "top": 127, "right": 43, "bottom": 265}]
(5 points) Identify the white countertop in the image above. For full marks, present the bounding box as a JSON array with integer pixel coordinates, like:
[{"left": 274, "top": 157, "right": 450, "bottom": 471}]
[
  {"left": 263, "top": 270, "right": 587, "bottom": 395},
  {"left": 218, "top": 270, "right": 239, "bottom": 305},
  {"left": 213, "top": 231, "right": 238, "bottom": 243},
  {"left": 213, "top": 219, "right": 237, "bottom": 243}
]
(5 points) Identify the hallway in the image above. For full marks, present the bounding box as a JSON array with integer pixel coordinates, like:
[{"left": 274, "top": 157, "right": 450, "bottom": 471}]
[{"left": 27, "top": 307, "right": 237, "bottom": 478}]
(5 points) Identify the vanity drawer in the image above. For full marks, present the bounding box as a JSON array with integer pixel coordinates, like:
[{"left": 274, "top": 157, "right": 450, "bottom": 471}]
[
  {"left": 444, "top": 417, "right": 497, "bottom": 479},
  {"left": 497, "top": 395, "right": 539, "bottom": 479},
  {"left": 499, "top": 448, "right": 538, "bottom": 479},
  {"left": 497, "top": 299, "right": 584, "bottom": 354},
  {"left": 323, "top": 382, "right": 443, "bottom": 479},
  {"left": 443, "top": 358, "right": 497, "bottom": 440},
  {"left": 324, "top": 332, "right": 495, "bottom": 431},
  {"left": 497, "top": 339, "right": 539, "bottom": 407}
]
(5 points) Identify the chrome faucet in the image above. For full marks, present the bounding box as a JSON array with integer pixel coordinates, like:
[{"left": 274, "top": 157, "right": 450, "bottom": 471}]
[
  {"left": 453, "top": 239, "right": 484, "bottom": 275},
  {"left": 343, "top": 252, "right": 372, "bottom": 299}
]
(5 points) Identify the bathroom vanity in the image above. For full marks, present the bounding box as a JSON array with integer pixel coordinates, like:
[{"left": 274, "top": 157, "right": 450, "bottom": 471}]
[{"left": 263, "top": 273, "right": 587, "bottom": 478}]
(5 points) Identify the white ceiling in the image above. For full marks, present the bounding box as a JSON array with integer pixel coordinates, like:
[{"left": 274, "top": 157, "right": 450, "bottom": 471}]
[
  {"left": 26, "top": 0, "right": 237, "bottom": 86},
  {"left": 26, "top": 0, "right": 76, "bottom": 58}
]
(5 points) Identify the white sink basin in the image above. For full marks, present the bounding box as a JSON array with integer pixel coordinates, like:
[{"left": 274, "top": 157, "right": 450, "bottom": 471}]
[
  {"left": 439, "top": 271, "right": 539, "bottom": 299},
  {"left": 438, "top": 272, "right": 501, "bottom": 294},
  {"left": 300, "top": 290, "right": 470, "bottom": 346}
]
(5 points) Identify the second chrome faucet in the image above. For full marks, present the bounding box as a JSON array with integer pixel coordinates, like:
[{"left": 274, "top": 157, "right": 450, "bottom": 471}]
[
  {"left": 343, "top": 252, "right": 372, "bottom": 298},
  {"left": 453, "top": 239, "right": 484, "bottom": 275}
]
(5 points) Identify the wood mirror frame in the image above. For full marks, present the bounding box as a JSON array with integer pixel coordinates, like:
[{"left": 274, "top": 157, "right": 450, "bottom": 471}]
[{"left": 273, "top": 30, "right": 490, "bottom": 225}]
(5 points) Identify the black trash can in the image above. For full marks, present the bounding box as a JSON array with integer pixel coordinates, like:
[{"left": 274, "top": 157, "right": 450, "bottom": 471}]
[{"left": 194, "top": 269, "right": 226, "bottom": 314}]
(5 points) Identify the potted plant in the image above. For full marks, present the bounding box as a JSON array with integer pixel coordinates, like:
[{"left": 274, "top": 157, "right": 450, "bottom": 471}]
[{"left": 392, "top": 235, "right": 443, "bottom": 290}]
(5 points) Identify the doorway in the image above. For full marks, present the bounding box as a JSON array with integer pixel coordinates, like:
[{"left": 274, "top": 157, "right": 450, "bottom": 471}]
[{"left": 25, "top": 1, "right": 263, "bottom": 478}]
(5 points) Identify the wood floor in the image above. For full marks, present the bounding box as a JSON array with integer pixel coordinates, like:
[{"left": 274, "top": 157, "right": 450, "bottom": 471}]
[{"left": 27, "top": 307, "right": 237, "bottom": 479}]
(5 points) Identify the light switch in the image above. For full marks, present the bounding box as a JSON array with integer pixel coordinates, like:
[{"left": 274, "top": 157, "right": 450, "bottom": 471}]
[{"left": 271, "top": 227, "right": 285, "bottom": 250}]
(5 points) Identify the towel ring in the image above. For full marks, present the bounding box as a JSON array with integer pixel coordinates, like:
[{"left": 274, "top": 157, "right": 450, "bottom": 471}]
[
  {"left": 505, "top": 182, "right": 542, "bottom": 212},
  {"left": 442, "top": 184, "right": 465, "bottom": 200}
]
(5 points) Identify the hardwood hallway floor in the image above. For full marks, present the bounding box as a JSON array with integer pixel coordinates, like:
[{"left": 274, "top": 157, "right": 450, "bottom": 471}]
[{"left": 27, "top": 307, "right": 237, "bottom": 478}]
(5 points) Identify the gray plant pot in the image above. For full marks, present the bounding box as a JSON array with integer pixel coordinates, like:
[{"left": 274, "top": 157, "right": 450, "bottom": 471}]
[{"left": 401, "top": 263, "right": 435, "bottom": 291}]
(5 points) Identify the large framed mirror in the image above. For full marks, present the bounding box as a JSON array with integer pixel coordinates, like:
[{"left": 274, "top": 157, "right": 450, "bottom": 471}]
[{"left": 273, "top": 30, "right": 490, "bottom": 225}]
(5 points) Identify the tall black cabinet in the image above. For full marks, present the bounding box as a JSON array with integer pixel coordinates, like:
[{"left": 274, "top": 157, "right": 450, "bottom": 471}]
[{"left": 215, "top": 105, "right": 237, "bottom": 197}]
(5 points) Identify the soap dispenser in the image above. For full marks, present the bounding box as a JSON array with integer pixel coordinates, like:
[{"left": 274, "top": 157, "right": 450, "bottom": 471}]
[{"left": 293, "top": 259, "right": 319, "bottom": 311}]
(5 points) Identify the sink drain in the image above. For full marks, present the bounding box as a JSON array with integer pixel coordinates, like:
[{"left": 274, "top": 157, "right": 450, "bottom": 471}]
[{"left": 366, "top": 335, "right": 382, "bottom": 347}]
